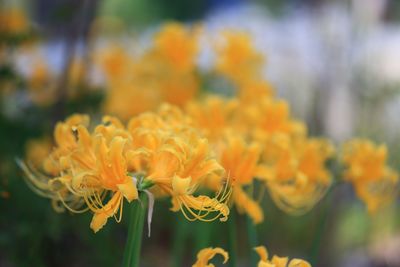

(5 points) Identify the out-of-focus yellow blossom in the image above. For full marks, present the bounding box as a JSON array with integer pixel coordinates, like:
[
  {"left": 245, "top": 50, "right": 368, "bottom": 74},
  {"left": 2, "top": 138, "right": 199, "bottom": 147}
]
[
  {"left": 192, "top": 247, "right": 228, "bottom": 267},
  {"left": 216, "top": 32, "right": 264, "bottom": 85},
  {"left": 25, "top": 138, "right": 52, "bottom": 169},
  {"left": 244, "top": 97, "right": 306, "bottom": 142},
  {"left": 27, "top": 61, "right": 56, "bottom": 106},
  {"left": 0, "top": 8, "right": 29, "bottom": 36},
  {"left": 258, "top": 137, "right": 334, "bottom": 215},
  {"left": 154, "top": 22, "right": 201, "bottom": 73},
  {"left": 20, "top": 105, "right": 231, "bottom": 232},
  {"left": 254, "top": 246, "right": 311, "bottom": 267},
  {"left": 98, "top": 45, "right": 133, "bottom": 84},
  {"left": 99, "top": 23, "right": 201, "bottom": 120},
  {"left": 185, "top": 96, "right": 239, "bottom": 141},
  {"left": 342, "top": 139, "right": 399, "bottom": 213},
  {"left": 238, "top": 80, "right": 274, "bottom": 103},
  {"left": 68, "top": 58, "right": 86, "bottom": 97},
  {"left": 220, "top": 135, "right": 264, "bottom": 224}
]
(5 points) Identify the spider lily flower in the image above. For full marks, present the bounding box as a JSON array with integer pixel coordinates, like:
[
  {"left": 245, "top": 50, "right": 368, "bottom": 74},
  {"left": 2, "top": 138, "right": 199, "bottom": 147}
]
[
  {"left": 243, "top": 97, "right": 306, "bottom": 142},
  {"left": 215, "top": 31, "right": 264, "bottom": 85},
  {"left": 21, "top": 106, "right": 231, "bottom": 232},
  {"left": 192, "top": 247, "right": 228, "bottom": 267},
  {"left": 185, "top": 96, "right": 240, "bottom": 142},
  {"left": 18, "top": 114, "right": 91, "bottom": 212},
  {"left": 258, "top": 136, "right": 334, "bottom": 215},
  {"left": 26, "top": 60, "right": 57, "bottom": 106},
  {"left": 254, "top": 246, "right": 311, "bottom": 267},
  {"left": 87, "top": 136, "right": 138, "bottom": 232},
  {"left": 154, "top": 22, "right": 201, "bottom": 73},
  {"left": 238, "top": 80, "right": 275, "bottom": 104},
  {"left": 97, "top": 45, "right": 133, "bottom": 84},
  {"left": 25, "top": 138, "right": 52, "bottom": 169},
  {"left": 342, "top": 139, "right": 399, "bottom": 213},
  {"left": 127, "top": 108, "right": 231, "bottom": 222},
  {"left": 220, "top": 135, "right": 264, "bottom": 224},
  {"left": 98, "top": 23, "right": 201, "bottom": 120},
  {"left": 186, "top": 97, "right": 265, "bottom": 223}
]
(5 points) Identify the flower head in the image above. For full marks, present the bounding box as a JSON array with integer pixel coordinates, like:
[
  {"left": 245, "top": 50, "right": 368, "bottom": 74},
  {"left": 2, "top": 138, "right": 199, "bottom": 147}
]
[
  {"left": 216, "top": 31, "right": 264, "bottom": 85},
  {"left": 258, "top": 136, "right": 334, "bottom": 215},
  {"left": 154, "top": 22, "right": 201, "bottom": 73},
  {"left": 220, "top": 134, "right": 264, "bottom": 224},
  {"left": 342, "top": 139, "right": 399, "bottom": 213},
  {"left": 193, "top": 247, "right": 228, "bottom": 267},
  {"left": 254, "top": 246, "right": 311, "bottom": 267}
]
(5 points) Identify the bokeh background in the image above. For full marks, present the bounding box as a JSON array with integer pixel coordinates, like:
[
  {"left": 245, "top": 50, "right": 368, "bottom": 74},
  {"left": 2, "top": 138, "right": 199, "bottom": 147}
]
[{"left": 1, "top": 0, "right": 400, "bottom": 266}]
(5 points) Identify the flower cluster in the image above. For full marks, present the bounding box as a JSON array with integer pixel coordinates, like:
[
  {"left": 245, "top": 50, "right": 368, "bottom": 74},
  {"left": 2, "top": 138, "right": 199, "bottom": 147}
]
[
  {"left": 192, "top": 245, "right": 311, "bottom": 267},
  {"left": 98, "top": 23, "right": 201, "bottom": 120},
  {"left": 184, "top": 29, "right": 334, "bottom": 219},
  {"left": 342, "top": 139, "right": 399, "bottom": 213},
  {"left": 20, "top": 105, "right": 230, "bottom": 232}
]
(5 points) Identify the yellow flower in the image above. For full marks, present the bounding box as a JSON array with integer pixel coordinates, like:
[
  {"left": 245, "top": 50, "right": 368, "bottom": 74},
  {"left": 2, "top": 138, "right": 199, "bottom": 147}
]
[
  {"left": 215, "top": 31, "right": 264, "bottom": 85},
  {"left": 103, "top": 82, "right": 161, "bottom": 121},
  {"left": 220, "top": 135, "right": 264, "bottom": 224},
  {"left": 21, "top": 106, "right": 231, "bottom": 231},
  {"left": 127, "top": 108, "right": 230, "bottom": 222},
  {"left": 244, "top": 97, "right": 306, "bottom": 141},
  {"left": 192, "top": 247, "right": 228, "bottom": 267},
  {"left": 258, "top": 136, "right": 334, "bottom": 215},
  {"left": 342, "top": 139, "right": 399, "bottom": 213},
  {"left": 18, "top": 114, "right": 91, "bottom": 213},
  {"left": 254, "top": 246, "right": 311, "bottom": 267},
  {"left": 25, "top": 138, "right": 52, "bottom": 169},
  {"left": 97, "top": 45, "right": 132, "bottom": 84},
  {"left": 87, "top": 136, "right": 138, "bottom": 232},
  {"left": 27, "top": 61, "right": 56, "bottom": 106},
  {"left": 43, "top": 114, "right": 90, "bottom": 175},
  {"left": 185, "top": 96, "right": 239, "bottom": 141},
  {"left": 154, "top": 22, "right": 201, "bottom": 73},
  {"left": 0, "top": 8, "right": 29, "bottom": 36},
  {"left": 99, "top": 23, "right": 201, "bottom": 120},
  {"left": 238, "top": 80, "right": 274, "bottom": 103}
]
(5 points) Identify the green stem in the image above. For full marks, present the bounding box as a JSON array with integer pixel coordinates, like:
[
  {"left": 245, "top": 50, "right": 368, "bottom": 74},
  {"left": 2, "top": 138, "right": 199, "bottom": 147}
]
[
  {"left": 246, "top": 216, "right": 258, "bottom": 267},
  {"left": 227, "top": 209, "right": 237, "bottom": 267},
  {"left": 310, "top": 189, "right": 334, "bottom": 265},
  {"left": 194, "top": 221, "right": 213, "bottom": 254},
  {"left": 122, "top": 193, "right": 147, "bottom": 267},
  {"left": 170, "top": 216, "right": 189, "bottom": 267}
]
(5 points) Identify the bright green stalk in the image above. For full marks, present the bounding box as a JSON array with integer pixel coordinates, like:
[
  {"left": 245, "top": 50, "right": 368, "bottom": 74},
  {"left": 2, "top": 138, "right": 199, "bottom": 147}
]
[
  {"left": 227, "top": 209, "right": 238, "bottom": 267},
  {"left": 246, "top": 216, "right": 258, "bottom": 267},
  {"left": 122, "top": 193, "right": 147, "bottom": 267}
]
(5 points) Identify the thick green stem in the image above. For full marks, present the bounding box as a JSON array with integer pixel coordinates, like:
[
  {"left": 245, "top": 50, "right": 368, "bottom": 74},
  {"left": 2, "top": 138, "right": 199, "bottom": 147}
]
[
  {"left": 170, "top": 216, "right": 189, "bottom": 267},
  {"left": 246, "top": 216, "right": 258, "bottom": 267},
  {"left": 194, "top": 221, "right": 214, "bottom": 254},
  {"left": 122, "top": 193, "right": 147, "bottom": 267},
  {"left": 227, "top": 209, "right": 237, "bottom": 267}
]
